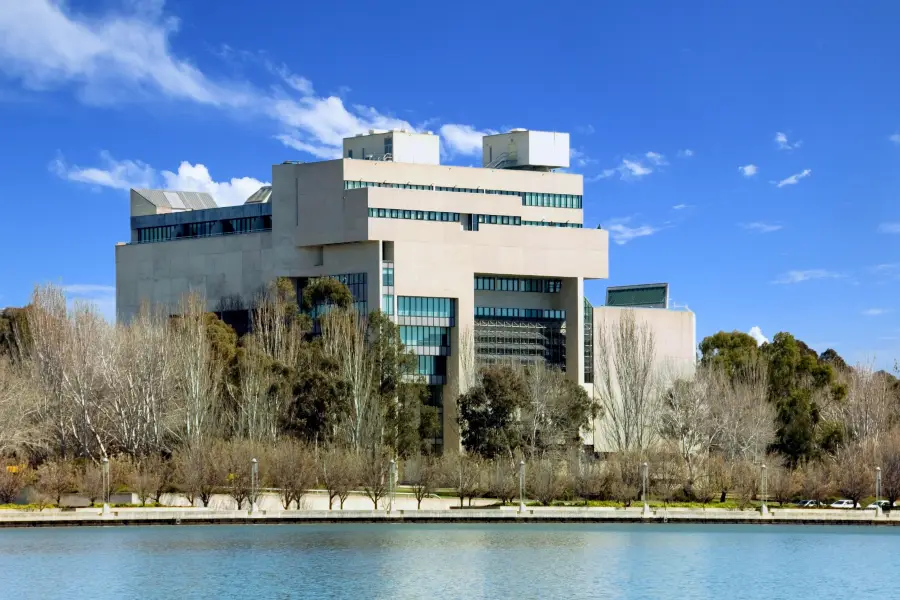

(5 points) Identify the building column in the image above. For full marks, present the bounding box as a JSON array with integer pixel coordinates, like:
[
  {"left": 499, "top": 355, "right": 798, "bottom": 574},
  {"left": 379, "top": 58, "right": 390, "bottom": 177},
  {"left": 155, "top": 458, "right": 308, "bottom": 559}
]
[{"left": 561, "top": 276, "right": 585, "bottom": 385}]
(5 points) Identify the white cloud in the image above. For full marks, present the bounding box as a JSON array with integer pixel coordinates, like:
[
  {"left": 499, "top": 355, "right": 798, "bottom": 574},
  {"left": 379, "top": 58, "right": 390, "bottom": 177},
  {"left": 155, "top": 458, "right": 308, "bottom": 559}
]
[
  {"left": 644, "top": 151, "right": 668, "bottom": 166},
  {"left": 774, "top": 169, "right": 812, "bottom": 188},
  {"left": 738, "top": 164, "right": 758, "bottom": 177},
  {"left": 586, "top": 168, "right": 617, "bottom": 183},
  {"left": 772, "top": 269, "right": 844, "bottom": 284},
  {"left": 569, "top": 148, "right": 596, "bottom": 168},
  {"left": 604, "top": 217, "right": 660, "bottom": 245},
  {"left": 52, "top": 152, "right": 267, "bottom": 206},
  {"left": 576, "top": 124, "right": 595, "bottom": 135},
  {"left": 620, "top": 159, "right": 653, "bottom": 179},
  {"left": 775, "top": 132, "right": 801, "bottom": 150},
  {"left": 863, "top": 308, "right": 891, "bottom": 316},
  {"left": 51, "top": 151, "right": 155, "bottom": 190},
  {"left": 161, "top": 162, "right": 267, "bottom": 207},
  {"left": 878, "top": 223, "right": 900, "bottom": 234},
  {"left": 889, "top": 133, "right": 900, "bottom": 144},
  {"left": 742, "top": 222, "right": 783, "bottom": 233},
  {"left": 672, "top": 204, "right": 689, "bottom": 210},
  {"left": 748, "top": 326, "right": 769, "bottom": 346},
  {"left": 62, "top": 284, "right": 116, "bottom": 323},
  {"left": 677, "top": 149, "right": 694, "bottom": 158},
  {"left": 439, "top": 124, "right": 498, "bottom": 156}
]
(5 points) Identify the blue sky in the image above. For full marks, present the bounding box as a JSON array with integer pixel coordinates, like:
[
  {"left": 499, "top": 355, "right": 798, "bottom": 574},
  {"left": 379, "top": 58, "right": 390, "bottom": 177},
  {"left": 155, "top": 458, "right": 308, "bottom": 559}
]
[{"left": 0, "top": 0, "right": 898, "bottom": 367}]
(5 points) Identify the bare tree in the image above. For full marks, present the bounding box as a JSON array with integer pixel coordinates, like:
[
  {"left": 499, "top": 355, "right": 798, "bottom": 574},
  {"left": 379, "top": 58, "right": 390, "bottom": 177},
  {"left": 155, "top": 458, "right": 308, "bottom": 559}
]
[
  {"left": 800, "top": 461, "right": 833, "bottom": 507},
  {"left": 659, "top": 366, "right": 716, "bottom": 490},
  {"left": 528, "top": 455, "right": 568, "bottom": 506},
  {"left": 130, "top": 455, "right": 171, "bottom": 506},
  {"left": 0, "top": 462, "right": 31, "bottom": 504},
  {"left": 769, "top": 464, "right": 801, "bottom": 507},
  {"left": 568, "top": 452, "right": 605, "bottom": 504},
  {"left": 233, "top": 335, "right": 278, "bottom": 443},
  {"left": 360, "top": 448, "right": 391, "bottom": 509},
  {"left": 486, "top": 457, "right": 519, "bottom": 505},
  {"left": 880, "top": 429, "right": 900, "bottom": 508},
  {"left": 443, "top": 453, "right": 483, "bottom": 508},
  {"left": 171, "top": 293, "right": 223, "bottom": 446},
  {"left": 213, "top": 439, "right": 258, "bottom": 510},
  {"left": 404, "top": 454, "right": 439, "bottom": 509},
  {"left": 836, "top": 361, "right": 896, "bottom": 449},
  {"left": 268, "top": 439, "right": 317, "bottom": 510},
  {"left": 321, "top": 310, "right": 379, "bottom": 451},
  {"left": 319, "top": 447, "right": 359, "bottom": 510},
  {"left": 711, "top": 358, "right": 774, "bottom": 464},
  {"left": 174, "top": 442, "right": 218, "bottom": 507},
  {"left": 0, "top": 358, "right": 46, "bottom": 455},
  {"left": 593, "top": 310, "right": 661, "bottom": 453},
  {"left": 35, "top": 459, "right": 75, "bottom": 506},
  {"left": 605, "top": 451, "right": 641, "bottom": 507},
  {"left": 730, "top": 460, "right": 758, "bottom": 509},
  {"left": 834, "top": 444, "right": 874, "bottom": 509}
]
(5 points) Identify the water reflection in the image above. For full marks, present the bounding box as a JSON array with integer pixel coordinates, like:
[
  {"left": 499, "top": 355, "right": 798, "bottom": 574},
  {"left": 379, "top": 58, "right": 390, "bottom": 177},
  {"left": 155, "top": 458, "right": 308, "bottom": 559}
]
[{"left": 0, "top": 524, "right": 897, "bottom": 599}]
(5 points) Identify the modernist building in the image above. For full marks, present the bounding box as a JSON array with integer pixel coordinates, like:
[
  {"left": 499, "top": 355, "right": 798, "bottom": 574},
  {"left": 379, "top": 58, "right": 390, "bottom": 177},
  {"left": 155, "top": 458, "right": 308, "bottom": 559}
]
[{"left": 116, "top": 128, "right": 693, "bottom": 450}]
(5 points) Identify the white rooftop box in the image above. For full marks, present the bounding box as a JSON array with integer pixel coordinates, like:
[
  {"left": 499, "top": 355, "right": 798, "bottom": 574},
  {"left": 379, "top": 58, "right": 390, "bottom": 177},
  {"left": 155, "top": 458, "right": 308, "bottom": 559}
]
[
  {"left": 482, "top": 130, "right": 570, "bottom": 171},
  {"left": 343, "top": 130, "right": 440, "bottom": 165}
]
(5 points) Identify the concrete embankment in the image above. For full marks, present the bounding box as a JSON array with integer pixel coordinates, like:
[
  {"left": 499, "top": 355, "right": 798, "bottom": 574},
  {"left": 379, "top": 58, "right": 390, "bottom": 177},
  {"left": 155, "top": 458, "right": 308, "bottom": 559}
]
[{"left": 1, "top": 506, "right": 899, "bottom": 528}]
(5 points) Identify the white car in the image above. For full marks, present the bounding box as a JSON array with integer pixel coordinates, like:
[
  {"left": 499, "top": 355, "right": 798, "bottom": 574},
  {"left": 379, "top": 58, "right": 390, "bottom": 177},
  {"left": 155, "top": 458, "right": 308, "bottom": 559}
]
[
  {"left": 830, "top": 499, "right": 860, "bottom": 509},
  {"left": 866, "top": 500, "right": 891, "bottom": 510}
]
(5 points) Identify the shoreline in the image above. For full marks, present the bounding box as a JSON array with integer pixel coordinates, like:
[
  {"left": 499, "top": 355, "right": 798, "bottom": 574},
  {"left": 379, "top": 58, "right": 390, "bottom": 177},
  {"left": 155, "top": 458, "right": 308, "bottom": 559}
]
[{"left": 2, "top": 507, "right": 898, "bottom": 529}]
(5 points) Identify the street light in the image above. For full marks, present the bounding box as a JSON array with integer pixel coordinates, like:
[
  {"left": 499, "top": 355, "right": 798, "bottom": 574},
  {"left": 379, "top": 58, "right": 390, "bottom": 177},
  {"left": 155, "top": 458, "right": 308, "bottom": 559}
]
[
  {"left": 388, "top": 460, "right": 397, "bottom": 514},
  {"left": 101, "top": 457, "right": 110, "bottom": 515},
  {"left": 518, "top": 460, "right": 526, "bottom": 513},
  {"left": 876, "top": 467, "right": 883, "bottom": 517},
  {"left": 760, "top": 464, "right": 769, "bottom": 516},
  {"left": 641, "top": 462, "right": 649, "bottom": 515},
  {"left": 250, "top": 458, "right": 259, "bottom": 514}
]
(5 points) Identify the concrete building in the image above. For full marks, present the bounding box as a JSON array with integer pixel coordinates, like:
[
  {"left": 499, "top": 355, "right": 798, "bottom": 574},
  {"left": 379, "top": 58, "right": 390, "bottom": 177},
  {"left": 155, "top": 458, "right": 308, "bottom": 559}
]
[{"left": 116, "top": 128, "right": 693, "bottom": 451}]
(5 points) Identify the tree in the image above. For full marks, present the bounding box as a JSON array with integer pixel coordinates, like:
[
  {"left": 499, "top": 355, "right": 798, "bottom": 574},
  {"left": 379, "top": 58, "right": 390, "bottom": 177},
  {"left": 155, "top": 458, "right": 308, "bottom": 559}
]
[
  {"left": 834, "top": 444, "right": 874, "bottom": 509},
  {"left": 0, "top": 461, "right": 31, "bottom": 504},
  {"left": 605, "top": 451, "right": 641, "bottom": 507},
  {"left": 130, "top": 455, "right": 171, "bottom": 506},
  {"left": 360, "top": 448, "right": 391, "bottom": 509},
  {"left": 836, "top": 360, "right": 896, "bottom": 449},
  {"left": 319, "top": 447, "right": 359, "bottom": 510},
  {"left": 880, "top": 429, "right": 900, "bottom": 508},
  {"left": 267, "top": 439, "right": 317, "bottom": 510},
  {"left": 711, "top": 358, "right": 775, "bottom": 464},
  {"left": 404, "top": 454, "right": 439, "bottom": 509},
  {"left": 0, "top": 358, "right": 45, "bottom": 456},
  {"left": 593, "top": 310, "right": 661, "bottom": 453},
  {"left": 457, "top": 365, "right": 525, "bottom": 458},
  {"left": 528, "top": 455, "right": 568, "bottom": 506},
  {"left": 699, "top": 330, "right": 761, "bottom": 376},
  {"left": 443, "top": 453, "right": 483, "bottom": 508},
  {"left": 768, "top": 464, "right": 801, "bottom": 507},
  {"left": 174, "top": 443, "right": 218, "bottom": 507},
  {"left": 35, "top": 459, "right": 74, "bottom": 506},
  {"left": 659, "top": 368, "right": 715, "bottom": 491},
  {"left": 486, "top": 457, "right": 520, "bottom": 505},
  {"left": 519, "top": 362, "right": 598, "bottom": 458},
  {"left": 800, "top": 461, "right": 833, "bottom": 507},
  {"left": 301, "top": 278, "right": 353, "bottom": 312}
]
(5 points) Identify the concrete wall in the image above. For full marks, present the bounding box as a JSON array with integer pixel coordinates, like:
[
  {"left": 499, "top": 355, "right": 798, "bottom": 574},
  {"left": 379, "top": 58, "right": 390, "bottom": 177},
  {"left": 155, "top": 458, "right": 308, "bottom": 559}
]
[{"left": 116, "top": 231, "right": 275, "bottom": 321}]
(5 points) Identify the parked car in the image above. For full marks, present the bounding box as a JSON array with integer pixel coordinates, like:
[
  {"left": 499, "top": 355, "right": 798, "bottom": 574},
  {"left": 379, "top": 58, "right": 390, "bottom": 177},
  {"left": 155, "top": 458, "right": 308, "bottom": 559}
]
[
  {"left": 865, "top": 500, "right": 891, "bottom": 510},
  {"left": 830, "top": 499, "right": 860, "bottom": 509},
  {"left": 795, "top": 500, "right": 823, "bottom": 508}
]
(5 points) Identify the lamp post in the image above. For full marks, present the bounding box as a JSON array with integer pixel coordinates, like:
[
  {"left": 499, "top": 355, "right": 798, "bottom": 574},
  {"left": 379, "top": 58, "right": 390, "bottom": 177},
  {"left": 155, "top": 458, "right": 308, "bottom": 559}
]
[
  {"left": 875, "top": 467, "right": 883, "bottom": 518},
  {"left": 250, "top": 458, "right": 259, "bottom": 514},
  {"left": 388, "top": 460, "right": 397, "bottom": 514},
  {"left": 101, "top": 457, "right": 110, "bottom": 515},
  {"left": 760, "top": 464, "right": 769, "bottom": 517},
  {"left": 518, "top": 460, "right": 526, "bottom": 513},
  {"left": 641, "top": 462, "right": 650, "bottom": 516}
]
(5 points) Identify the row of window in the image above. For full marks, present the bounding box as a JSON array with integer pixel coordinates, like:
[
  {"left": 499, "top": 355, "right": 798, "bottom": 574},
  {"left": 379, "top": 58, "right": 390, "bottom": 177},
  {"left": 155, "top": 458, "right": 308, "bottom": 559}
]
[
  {"left": 302, "top": 273, "right": 367, "bottom": 321},
  {"left": 345, "top": 181, "right": 582, "bottom": 209},
  {"left": 522, "top": 220, "right": 583, "bottom": 228},
  {"left": 400, "top": 326, "right": 451, "bottom": 348},
  {"left": 474, "top": 277, "right": 562, "bottom": 293},
  {"left": 135, "top": 216, "right": 272, "bottom": 244},
  {"left": 369, "top": 208, "right": 460, "bottom": 222},
  {"left": 475, "top": 307, "right": 567, "bottom": 320},
  {"left": 398, "top": 296, "right": 455, "bottom": 319},
  {"left": 522, "top": 192, "right": 581, "bottom": 208}
]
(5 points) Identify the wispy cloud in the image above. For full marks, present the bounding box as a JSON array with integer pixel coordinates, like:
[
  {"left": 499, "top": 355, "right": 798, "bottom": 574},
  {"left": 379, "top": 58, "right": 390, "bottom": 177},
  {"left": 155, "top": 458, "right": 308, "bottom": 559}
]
[
  {"left": 738, "top": 164, "right": 758, "bottom": 177},
  {"left": 576, "top": 124, "right": 595, "bottom": 135},
  {"left": 772, "top": 269, "right": 844, "bottom": 284},
  {"left": 774, "top": 169, "right": 812, "bottom": 188},
  {"left": 672, "top": 204, "right": 689, "bottom": 210},
  {"left": 51, "top": 152, "right": 268, "bottom": 206},
  {"left": 644, "top": 151, "right": 668, "bottom": 166},
  {"left": 748, "top": 326, "right": 769, "bottom": 346},
  {"left": 604, "top": 217, "right": 662, "bottom": 245},
  {"left": 741, "top": 222, "right": 783, "bottom": 233},
  {"left": 863, "top": 308, "right": 891, "bottom": 316},
  {"left": 677, "top": 149, "right": 694, "bottom": 158},
  {"left": 775, "top": 132, "right": 802, "bottom": 150},
  {"left": 889, "top": 133, "right": 900, "bottom": 145},
  {"left": 0, "top": 1, "right": 498, "bottom": 161},
  {"left": 878, "top": 223, "right": 900, "bottom": 234},
  {"left": 569, "top": 148, "right": 596, "bottom": 168}
]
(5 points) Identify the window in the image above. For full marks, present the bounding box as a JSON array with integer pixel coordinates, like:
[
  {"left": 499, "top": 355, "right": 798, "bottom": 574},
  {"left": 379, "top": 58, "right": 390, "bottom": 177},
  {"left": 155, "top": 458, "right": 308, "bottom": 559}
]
[
  {"left": 348, "top": 149, "right": 353, "bottom": 159},
  {"left": 397, "top": 296, "right": 455, "bottom": 319},
  {"left": 400, "top": 326, "right": 451, "bottom": 348},
  {"left": 382, "top": 265, "right": 394, "bottom": 286},
  {"left": 476, "top": 277, "right": 561, "bottom": 293},
  {"left": 382, "top": 294, "right": 394, "bottom": 315},
  {"left": 344, "top": 181, "right": 582, "bottom": 209},
  {"left": 384, "top": 137, "right": 393, "bottom": 156}
]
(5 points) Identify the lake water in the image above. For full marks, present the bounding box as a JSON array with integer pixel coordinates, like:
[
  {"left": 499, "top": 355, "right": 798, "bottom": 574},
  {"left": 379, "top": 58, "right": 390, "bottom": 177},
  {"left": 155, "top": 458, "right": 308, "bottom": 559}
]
[{"left": 1, "top": 523, "right": 897, "bottom": 598}]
